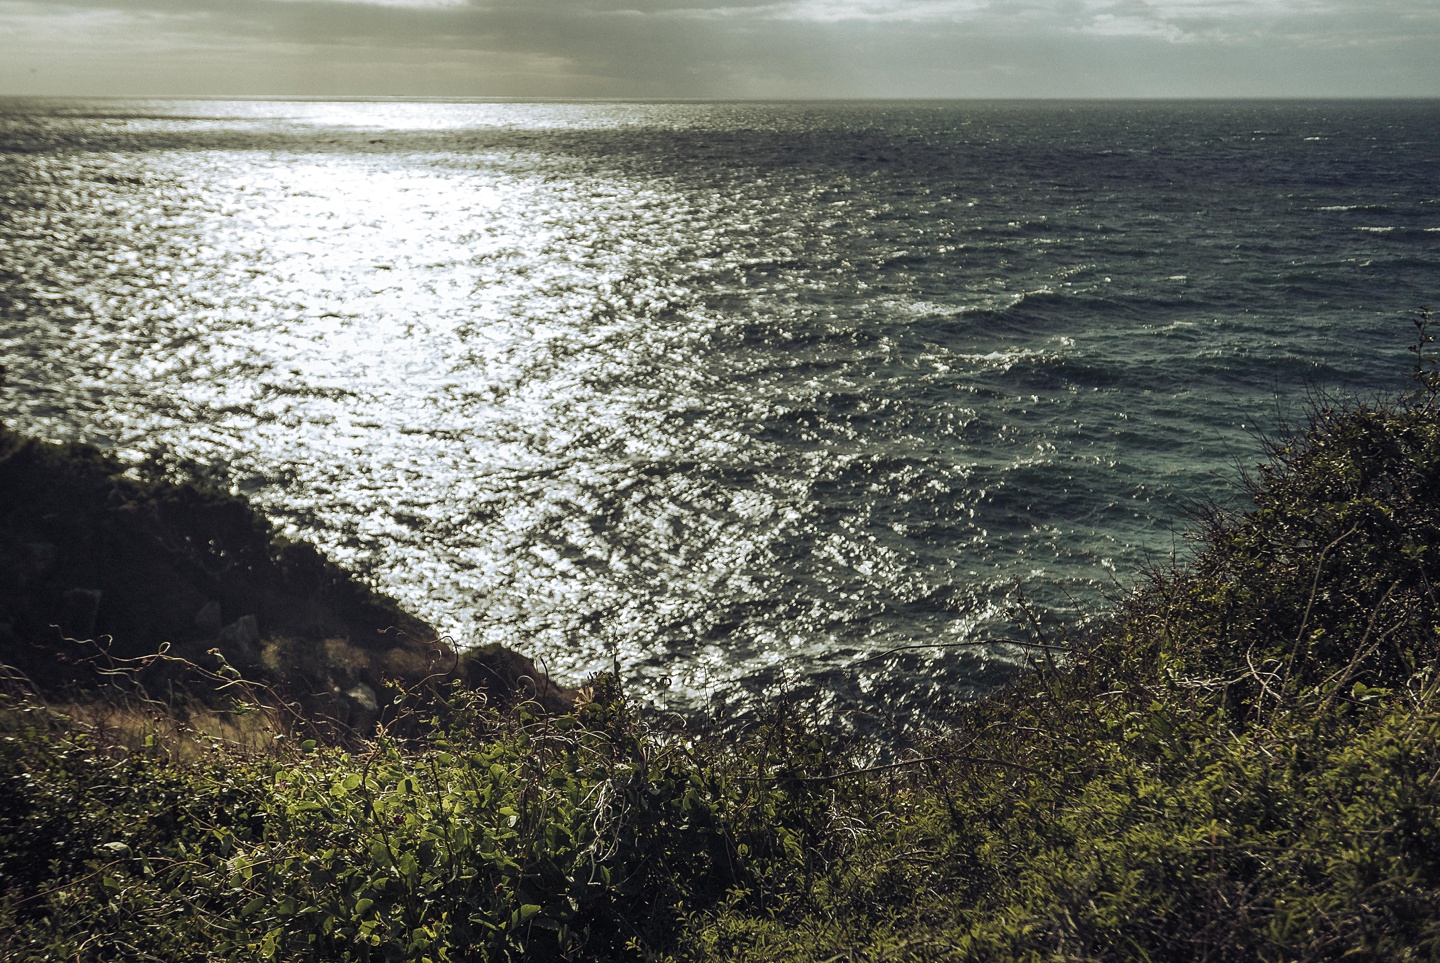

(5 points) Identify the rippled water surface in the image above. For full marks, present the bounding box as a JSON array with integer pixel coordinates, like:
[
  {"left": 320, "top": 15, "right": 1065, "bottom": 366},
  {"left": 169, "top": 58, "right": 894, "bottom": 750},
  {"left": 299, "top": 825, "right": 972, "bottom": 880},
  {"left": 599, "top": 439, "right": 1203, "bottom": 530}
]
[{"left": 3, "top": 99, "right": 1437, "bottom": 727}]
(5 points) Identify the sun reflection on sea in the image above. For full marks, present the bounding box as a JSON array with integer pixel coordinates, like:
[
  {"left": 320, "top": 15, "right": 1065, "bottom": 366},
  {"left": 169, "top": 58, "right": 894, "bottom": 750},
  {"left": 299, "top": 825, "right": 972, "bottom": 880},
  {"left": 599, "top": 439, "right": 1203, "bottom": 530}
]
[{"left": 122, "top": 135, "right": 777, "bottom": 704}]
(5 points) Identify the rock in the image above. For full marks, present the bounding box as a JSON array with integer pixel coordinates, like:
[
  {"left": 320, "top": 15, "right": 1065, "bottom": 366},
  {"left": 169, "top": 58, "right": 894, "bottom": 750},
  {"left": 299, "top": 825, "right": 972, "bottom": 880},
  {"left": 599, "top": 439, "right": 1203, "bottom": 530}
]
[
  {"left": 462, "top": 644, "right": 577, "bottom": 714},
  {"left": 346, "top": 683, "right": 379, "bottom": 713},
  {"left": 218, "top": 614, "right": 261, "bottom": 664},
  {"left": 193, "top": 600, "right": 223, "bottom": 635}
]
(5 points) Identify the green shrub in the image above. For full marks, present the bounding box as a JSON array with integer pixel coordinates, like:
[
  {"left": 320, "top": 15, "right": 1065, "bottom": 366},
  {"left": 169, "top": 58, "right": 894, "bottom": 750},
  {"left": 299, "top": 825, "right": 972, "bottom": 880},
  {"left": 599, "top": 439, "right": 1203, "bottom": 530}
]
[{"left": 8, "top": 335, "right": 1440, "bottom": 961}]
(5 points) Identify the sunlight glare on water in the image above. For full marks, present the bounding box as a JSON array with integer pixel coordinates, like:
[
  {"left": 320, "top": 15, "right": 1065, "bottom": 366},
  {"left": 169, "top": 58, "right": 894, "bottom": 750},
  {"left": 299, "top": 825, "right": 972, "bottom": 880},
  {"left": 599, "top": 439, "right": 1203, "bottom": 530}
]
[{"left": 194, "top": 157, "right": 729, "bottom": 661}]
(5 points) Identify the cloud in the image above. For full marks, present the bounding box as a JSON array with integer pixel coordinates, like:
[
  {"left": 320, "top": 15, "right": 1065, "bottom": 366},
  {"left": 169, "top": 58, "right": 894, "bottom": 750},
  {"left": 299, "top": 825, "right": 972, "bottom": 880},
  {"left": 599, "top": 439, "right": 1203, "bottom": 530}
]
[{"left": 0, "top": 0, "right": 1436, "bottom": 96}]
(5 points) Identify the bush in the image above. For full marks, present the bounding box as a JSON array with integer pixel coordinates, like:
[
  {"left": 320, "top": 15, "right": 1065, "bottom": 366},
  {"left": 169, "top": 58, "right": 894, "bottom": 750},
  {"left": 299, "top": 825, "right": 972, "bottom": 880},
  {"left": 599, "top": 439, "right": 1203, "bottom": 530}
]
[{"left": 7, "top": 329, "right": 1440, "bottom": 960}]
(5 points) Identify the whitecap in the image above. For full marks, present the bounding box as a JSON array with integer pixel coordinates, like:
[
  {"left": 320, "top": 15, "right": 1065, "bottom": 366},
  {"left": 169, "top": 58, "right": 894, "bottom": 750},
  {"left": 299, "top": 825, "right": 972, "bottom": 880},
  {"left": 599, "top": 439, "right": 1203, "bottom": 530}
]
[
  {"left": 893, "top": 299, "right": 978, "bottom": 317},
  {"left": 957, "top": 347, "right": 1045, "bottom": 370}
]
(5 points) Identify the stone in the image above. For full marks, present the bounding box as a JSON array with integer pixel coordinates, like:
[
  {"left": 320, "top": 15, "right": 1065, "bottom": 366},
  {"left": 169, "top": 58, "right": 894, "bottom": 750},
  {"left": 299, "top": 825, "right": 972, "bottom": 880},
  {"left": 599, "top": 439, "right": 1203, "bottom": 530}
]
[
  {"left": 346, "top": 683, "right": 379, "bottom": 713},
  {"left": 193, "top": 600, "right": 223, "bottom": 635},
  {"left": 218, "top": 614, "right": 261, "bottom": 664}
]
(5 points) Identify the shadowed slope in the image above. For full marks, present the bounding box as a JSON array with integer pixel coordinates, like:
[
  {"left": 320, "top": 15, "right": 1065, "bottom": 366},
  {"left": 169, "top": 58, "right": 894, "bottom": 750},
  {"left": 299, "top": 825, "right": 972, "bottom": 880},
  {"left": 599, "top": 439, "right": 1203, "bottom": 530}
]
[{"left": 0, "top": 422, "right": 573, "bottom": 731}]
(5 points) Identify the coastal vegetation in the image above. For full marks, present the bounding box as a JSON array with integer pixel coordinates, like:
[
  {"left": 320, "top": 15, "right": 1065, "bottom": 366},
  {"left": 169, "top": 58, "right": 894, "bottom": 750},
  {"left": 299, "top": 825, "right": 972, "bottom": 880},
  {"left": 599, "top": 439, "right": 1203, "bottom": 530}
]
[{"left": 6, "top": 319, "right": 1440, "bottom": 960}]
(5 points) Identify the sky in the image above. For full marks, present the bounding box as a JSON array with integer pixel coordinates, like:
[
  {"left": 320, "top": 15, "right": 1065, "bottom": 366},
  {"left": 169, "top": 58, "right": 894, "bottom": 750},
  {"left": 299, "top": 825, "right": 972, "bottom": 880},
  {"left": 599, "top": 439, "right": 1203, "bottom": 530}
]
[{"left": 1, "top": 0, "right": 1437, "bottom": 100}]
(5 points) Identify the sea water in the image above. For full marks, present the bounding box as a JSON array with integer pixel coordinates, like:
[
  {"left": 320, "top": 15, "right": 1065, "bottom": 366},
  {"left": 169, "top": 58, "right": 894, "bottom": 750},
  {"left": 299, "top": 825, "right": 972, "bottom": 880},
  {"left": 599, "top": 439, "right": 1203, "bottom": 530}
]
[{"left": 2, "top": 98, "right": 1437, "bottom": 730}]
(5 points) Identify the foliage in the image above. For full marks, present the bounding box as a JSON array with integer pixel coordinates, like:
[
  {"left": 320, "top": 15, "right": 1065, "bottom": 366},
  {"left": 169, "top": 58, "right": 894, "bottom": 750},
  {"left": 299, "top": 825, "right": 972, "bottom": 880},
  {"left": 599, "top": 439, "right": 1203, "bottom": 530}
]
[{"left": 8, "top": 337, "right": 1440, "bottom": 960}]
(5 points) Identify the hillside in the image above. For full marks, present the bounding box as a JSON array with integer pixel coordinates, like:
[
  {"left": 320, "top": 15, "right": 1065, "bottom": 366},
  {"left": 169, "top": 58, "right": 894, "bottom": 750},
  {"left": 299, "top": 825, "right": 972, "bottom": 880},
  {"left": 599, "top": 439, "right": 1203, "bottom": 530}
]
[
  {"left": 6, "top": 334, "right": 1440, "bottom": 961},
  {"left": 0, "top": 423, "right": 573, "bottom": 736}
]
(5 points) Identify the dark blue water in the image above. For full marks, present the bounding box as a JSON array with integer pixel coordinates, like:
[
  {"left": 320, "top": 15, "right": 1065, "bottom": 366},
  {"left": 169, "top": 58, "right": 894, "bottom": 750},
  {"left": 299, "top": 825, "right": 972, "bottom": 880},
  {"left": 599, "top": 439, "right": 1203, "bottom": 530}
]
[{"left": 2, "top": 98, "right": 1436, "bottom": 730}]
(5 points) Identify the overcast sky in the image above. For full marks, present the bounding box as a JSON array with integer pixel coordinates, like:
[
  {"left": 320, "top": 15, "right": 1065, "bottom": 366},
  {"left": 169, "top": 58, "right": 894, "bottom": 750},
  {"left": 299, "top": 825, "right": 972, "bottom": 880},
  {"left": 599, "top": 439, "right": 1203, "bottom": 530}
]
[{"left": 1, "top": 0, "right": 1437, "bottom": 100}]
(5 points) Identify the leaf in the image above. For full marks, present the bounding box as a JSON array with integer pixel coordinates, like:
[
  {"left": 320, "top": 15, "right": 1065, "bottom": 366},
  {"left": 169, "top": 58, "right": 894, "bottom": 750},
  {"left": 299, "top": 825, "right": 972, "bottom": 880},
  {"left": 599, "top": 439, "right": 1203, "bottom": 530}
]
[{"left": 331, "top": 774, "right": 359, "bottom": 797}]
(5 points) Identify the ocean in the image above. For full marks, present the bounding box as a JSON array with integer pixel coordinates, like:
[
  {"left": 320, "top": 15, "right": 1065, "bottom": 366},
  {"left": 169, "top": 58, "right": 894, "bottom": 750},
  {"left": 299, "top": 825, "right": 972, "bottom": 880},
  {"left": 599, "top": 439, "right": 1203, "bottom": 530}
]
[{"left": 2, "top": 98, "right": 1437, "bottom": 731}]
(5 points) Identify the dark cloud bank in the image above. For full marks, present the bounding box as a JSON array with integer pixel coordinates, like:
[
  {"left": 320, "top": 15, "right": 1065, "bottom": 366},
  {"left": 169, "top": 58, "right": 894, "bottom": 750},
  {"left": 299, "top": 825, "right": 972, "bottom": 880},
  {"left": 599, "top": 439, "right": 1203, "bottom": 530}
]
[{"left": 1, "top": 0, "right": 1437, "bottom": 105}]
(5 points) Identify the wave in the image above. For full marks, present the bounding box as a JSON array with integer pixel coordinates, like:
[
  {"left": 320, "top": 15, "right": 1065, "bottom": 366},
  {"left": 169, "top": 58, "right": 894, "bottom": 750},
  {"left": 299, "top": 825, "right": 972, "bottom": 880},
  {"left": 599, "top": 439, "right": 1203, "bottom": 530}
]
[{"left": 4, "top": 97, "right": 1439, "bottom": 727}]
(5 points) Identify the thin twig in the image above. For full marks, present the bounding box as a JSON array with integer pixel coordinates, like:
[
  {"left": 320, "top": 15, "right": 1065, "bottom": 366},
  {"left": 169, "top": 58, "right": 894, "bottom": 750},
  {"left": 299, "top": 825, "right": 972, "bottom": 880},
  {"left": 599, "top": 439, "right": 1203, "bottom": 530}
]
[{"left": 1285, "top": 522, "right": 1360, "bottom": 689}]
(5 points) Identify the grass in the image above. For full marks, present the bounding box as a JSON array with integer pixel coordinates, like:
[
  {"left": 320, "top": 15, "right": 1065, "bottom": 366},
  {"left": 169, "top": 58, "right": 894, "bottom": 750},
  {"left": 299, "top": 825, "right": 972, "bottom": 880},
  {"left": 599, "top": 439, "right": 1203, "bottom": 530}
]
[{"left": 6, "top": 318, "right": 1440, "bottom": 960}]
